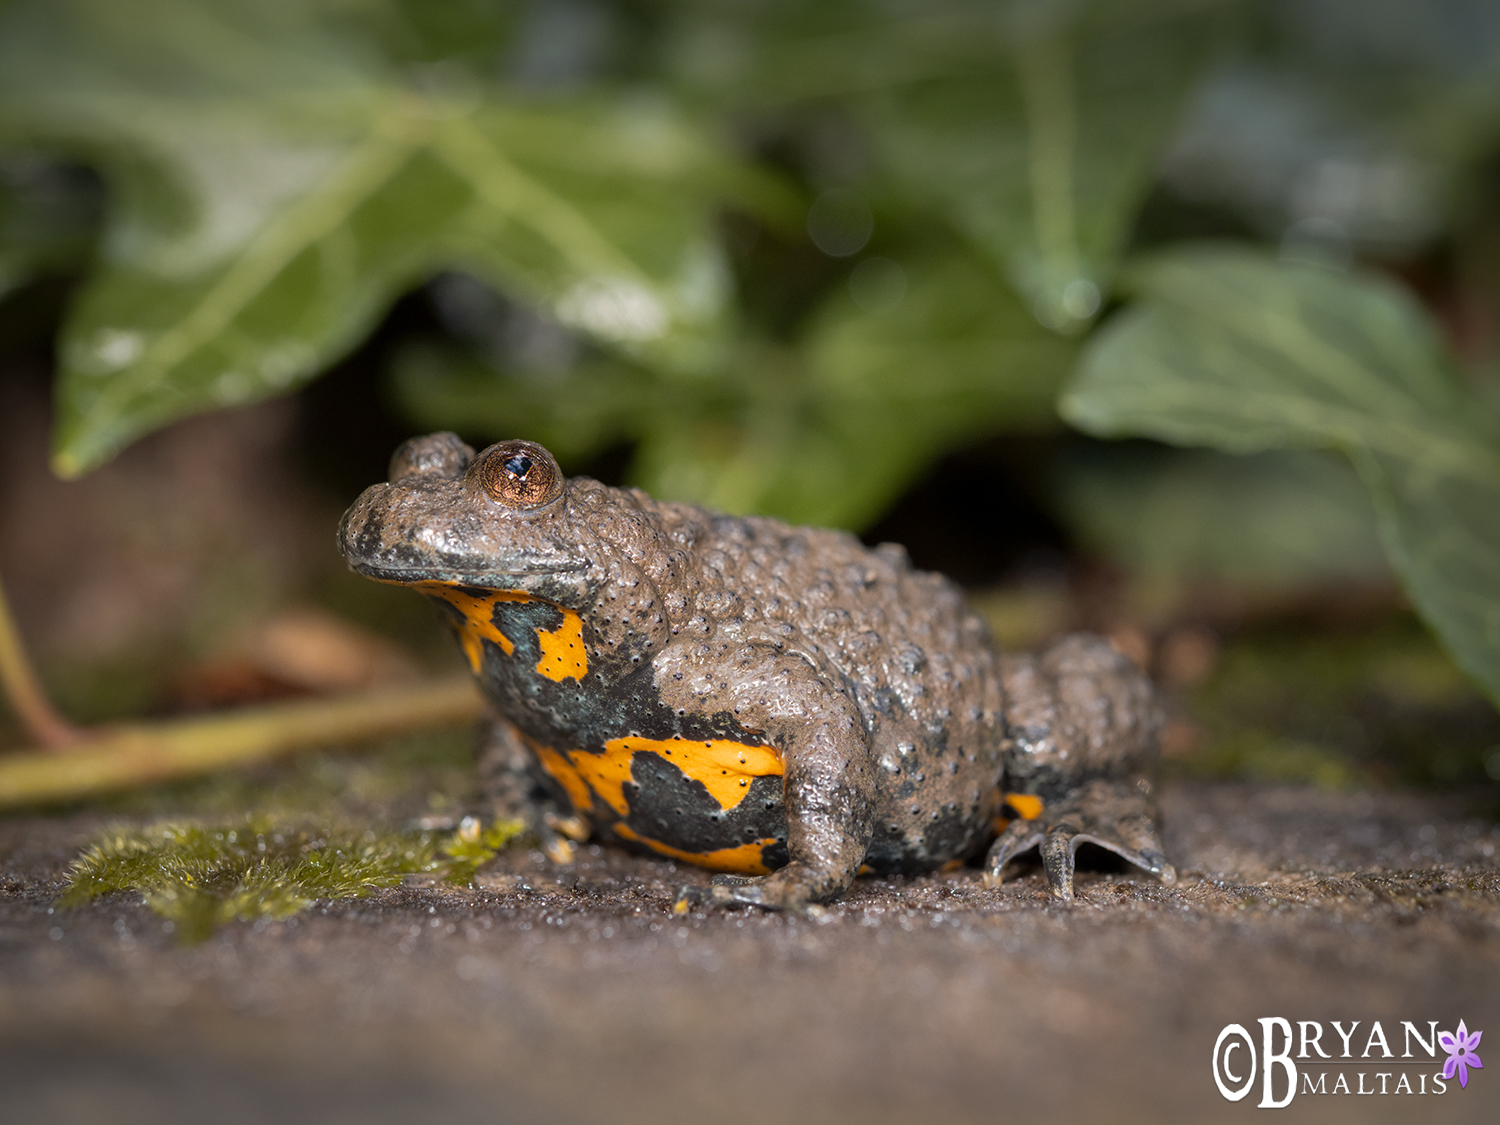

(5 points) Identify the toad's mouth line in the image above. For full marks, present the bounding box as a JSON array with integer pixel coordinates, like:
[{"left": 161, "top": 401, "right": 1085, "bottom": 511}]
[{"left": 345, "top": 555, "right": 590, "bottom": 584}]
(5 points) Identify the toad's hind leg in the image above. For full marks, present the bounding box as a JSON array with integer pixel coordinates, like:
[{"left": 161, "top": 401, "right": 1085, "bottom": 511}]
[
  {"left": 476, "top": 717, "right": 590, "bottom": 865},
  {"left": 674, "top": 652, "right": 876, "bottom": 912},
  {"left": 986, "top": 634, "right": 1176, "bottom": 900}
]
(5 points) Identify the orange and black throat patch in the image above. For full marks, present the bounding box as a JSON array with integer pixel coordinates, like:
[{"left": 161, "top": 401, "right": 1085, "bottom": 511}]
[{"left": 412, "top": 580, "right": 588, "bottom": 682}]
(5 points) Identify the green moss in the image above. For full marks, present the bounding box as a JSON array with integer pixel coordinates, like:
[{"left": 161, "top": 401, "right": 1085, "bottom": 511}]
[
  {"left": 1177, "top": 615, "right": 1500, "bottom": 788},
  {"left": 62, "top": 814, "right": 524, "bottom": 943},
  {"left": 440, "top": 816, "right": 529, "bottom": 885},
  {"left": 46, "top": 722, "right": 523, "bottom": 943},
  {"left": 1174, "top": 729, "right": 1361, "bottom": 789}
]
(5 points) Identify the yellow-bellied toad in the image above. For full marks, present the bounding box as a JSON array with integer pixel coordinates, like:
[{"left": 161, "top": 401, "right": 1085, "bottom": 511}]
[{"left": 338, "top": 434, "right": 1175, "bottom": 908}]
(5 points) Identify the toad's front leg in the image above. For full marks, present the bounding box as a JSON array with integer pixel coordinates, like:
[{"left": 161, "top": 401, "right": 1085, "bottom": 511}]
[
  {"left": 675, "top": 652, "right": 876, "bottom": 911},
  {"left": 987, "top": 634, "right": 1176, "bottom": 900},
  {"left": 476, "top": 716, "right": 590, "bottom": 865}
]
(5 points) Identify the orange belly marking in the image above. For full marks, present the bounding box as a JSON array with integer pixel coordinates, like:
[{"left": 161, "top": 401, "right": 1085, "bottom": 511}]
[
  {"left": 522, "top": 734, "right": 783, "bottom": 829},
  {"left": 1004, "top": 793, "right": 1044, "bottom": 820},
  {"left": 529, "top": 740, "right": 595, "bottom": 813},
  {"left": 613, "top": 824, "right": 779, "bottom": 875},
  {"left": 567, "top": 740, "right": 637, "bottom": 817},
  {"left": 535, "top": 607, "right": 587, "bottom": 682},
  {"left": 413, "top": 581, "right": 587, "bottom": 681},
  {"left": 993, "top": 791, "right": 1045, "bottom": 834},
  {"left": 603, "top": 736, "right": 783, "bottom": 812}
]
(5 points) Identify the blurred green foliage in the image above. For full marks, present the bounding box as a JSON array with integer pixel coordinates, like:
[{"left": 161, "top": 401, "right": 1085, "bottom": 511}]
[
  {"left": 4, "top": 1, "right": 1500, "bottom": 702},
  {"left": 1057, "top": 445, "right": 1390, "bottom": 595},
  {"left": 0, "top": 0, "right": 1233, "bottom": 502},
  {"left": 1067, "top": 246, "right": 1500, "bottom": 703}
]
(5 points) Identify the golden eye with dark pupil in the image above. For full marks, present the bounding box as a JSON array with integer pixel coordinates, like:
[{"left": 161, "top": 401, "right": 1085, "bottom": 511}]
[{"left": 472, "top": 439, "right": 562, "bottom": 509}]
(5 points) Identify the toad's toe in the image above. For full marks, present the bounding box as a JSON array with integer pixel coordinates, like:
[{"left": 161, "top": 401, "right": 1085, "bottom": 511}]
[{"left": 984, "top": 777, "right": 1173, "bottom": 901}]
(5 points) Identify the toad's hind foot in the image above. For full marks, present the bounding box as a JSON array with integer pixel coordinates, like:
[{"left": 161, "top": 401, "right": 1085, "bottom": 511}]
[{"left": 983, "top": 778, "right": 1175, "bottom": 901}]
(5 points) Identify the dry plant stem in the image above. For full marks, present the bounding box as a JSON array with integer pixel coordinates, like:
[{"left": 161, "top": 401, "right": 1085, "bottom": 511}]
[
  {"left": 0, "top": 675, "right": 484, "bottom": 807},
  {"left": 0, "top": 572, "right": 80, "bottom": 749}
]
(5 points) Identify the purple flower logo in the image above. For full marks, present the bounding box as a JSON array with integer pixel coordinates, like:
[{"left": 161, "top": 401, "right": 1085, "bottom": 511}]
[{"left": 1439, "top": 1021, "right": 1484, "bottom": 1089}]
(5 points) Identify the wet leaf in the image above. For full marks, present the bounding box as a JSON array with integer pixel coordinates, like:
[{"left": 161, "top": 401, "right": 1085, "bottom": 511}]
[
  {"left": 1063, "top": 245, "right": 1500, "bottom": 705},
  {"left": 0, "top": 0, "right": 762, "bottom": 475}
]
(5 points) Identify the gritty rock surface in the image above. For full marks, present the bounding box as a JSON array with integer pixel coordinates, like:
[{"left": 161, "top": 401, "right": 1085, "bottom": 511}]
[{"left": 2, "top": 782, "right": 1498, "bottom": 1124}]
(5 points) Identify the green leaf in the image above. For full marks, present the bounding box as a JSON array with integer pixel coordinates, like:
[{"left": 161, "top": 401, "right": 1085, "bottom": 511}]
[
  {"left": 635, "top": 251, "right": 1074, "bottom": 528},
  {"left": 394, "top": 247, "right": 1074, "bottom": 529},
  {"left": 669, "top": 0, "right": 1234, "bottom": 330},
  {"left": 1159, "top": 2, "right": 1500, "bottom": 254},
  {"left": 0, "top": 0, "right": 761, "bottom": 476},
  {"left": 1063, "top": 244, "right": 1500, "bottom": 705},
  {"left": 773, "top": 249, "right": 1075, "bottom": 525},
  {"left": 863, "top": 0, "right": 1235, "bottom": 330},
  {"left": 1056, "top": 446, "right": 1389, "bottom": 593}
]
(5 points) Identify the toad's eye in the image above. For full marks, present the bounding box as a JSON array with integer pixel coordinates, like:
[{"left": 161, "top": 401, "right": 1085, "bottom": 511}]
[{"left": 471, "top": 440, "right": 563, "bottom": 509}]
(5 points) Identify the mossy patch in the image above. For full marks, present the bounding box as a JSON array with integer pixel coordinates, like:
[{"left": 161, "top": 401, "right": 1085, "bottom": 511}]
[
  {"left": 1183, "top": 729, "right": 1361, "bottom": 789},
  {"left": 61, "top": 814, "right": 524, "bottom": 943},
  {"left": 1174, "top": 616, "right": 1500, "bottom": 788}
]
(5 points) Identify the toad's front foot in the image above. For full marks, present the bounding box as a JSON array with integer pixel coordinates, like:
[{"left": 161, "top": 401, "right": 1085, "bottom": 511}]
[{"left": 984, "top": 778, "right": 1175, "bottom": 901}]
